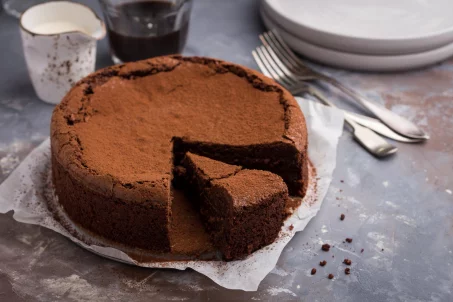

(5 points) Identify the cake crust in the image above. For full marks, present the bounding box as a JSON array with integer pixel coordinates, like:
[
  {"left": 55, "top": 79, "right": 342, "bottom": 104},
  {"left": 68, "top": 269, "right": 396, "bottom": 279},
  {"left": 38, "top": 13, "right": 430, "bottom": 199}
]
[{"left": 179, "top": 153, "right": 288, "bottom": 260}]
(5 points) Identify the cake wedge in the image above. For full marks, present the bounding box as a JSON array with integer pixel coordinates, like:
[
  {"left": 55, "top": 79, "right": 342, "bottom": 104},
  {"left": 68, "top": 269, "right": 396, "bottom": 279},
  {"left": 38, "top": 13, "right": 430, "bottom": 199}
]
[{"left": 177, "top": 152, "right": 288, "bottom": 260}]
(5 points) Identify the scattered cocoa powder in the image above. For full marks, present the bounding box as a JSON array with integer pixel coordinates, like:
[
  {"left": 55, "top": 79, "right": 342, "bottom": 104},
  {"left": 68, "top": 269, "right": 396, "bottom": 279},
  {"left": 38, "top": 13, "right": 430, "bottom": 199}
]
[
  {"left": 321, "top": 244, "right": 331, "bottom": 251},
  {"left": 361, "top": 249, "right": 364, "bottom": 253}
]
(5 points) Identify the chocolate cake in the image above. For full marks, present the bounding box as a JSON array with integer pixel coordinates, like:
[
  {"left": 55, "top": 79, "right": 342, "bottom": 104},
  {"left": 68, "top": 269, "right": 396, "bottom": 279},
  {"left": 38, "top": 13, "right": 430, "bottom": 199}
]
[
  {"left": 178, "top": 153, "right": 288, "bottom": 260},
  {"left": 50, "top": 55, "right": 308, "bottom": 259}
]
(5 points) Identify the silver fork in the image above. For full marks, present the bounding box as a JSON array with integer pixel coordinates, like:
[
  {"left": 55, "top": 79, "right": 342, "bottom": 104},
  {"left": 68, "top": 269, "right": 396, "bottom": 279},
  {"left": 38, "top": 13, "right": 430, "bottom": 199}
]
[
  {"left": 252, "top": 46, "right": 398, "bottom": 158},
  {"left": 259, "top": 30, "right": 429, "bottom": 141}
]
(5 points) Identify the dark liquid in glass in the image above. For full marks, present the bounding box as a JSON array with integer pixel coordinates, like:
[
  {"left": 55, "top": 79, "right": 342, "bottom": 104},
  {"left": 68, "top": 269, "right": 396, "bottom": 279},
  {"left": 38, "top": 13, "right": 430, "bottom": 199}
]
[{"left": 106, "top": 1, "right": 190, "bottom": 62}]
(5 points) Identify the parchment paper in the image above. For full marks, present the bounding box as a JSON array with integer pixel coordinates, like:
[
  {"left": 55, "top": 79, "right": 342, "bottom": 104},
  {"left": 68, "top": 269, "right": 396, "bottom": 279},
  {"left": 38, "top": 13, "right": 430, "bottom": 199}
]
[{"left": 0, "top": 98, "right": 344, "bottom": 291}]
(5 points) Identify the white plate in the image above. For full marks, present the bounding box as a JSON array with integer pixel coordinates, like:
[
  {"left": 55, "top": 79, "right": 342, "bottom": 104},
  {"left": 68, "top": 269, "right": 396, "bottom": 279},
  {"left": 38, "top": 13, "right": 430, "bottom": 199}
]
[
  {"left": 262, "top": 0, "right": 453, "bottom": 55},
  {"left": 261, "top": 8, "right": 453, "bottom": 72}
]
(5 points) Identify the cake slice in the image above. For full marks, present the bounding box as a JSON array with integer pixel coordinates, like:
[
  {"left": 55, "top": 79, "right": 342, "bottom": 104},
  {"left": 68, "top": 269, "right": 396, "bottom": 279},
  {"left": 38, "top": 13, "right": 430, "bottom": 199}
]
[{"left": 178, "top": 152, "right": 288, "bottom": 260}]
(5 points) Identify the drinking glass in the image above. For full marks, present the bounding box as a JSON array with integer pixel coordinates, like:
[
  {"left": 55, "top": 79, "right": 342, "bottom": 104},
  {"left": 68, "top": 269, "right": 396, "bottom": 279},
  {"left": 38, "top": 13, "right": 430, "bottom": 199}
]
[{"left": 98, "top": 0, "right": 193, "bottom": 63}]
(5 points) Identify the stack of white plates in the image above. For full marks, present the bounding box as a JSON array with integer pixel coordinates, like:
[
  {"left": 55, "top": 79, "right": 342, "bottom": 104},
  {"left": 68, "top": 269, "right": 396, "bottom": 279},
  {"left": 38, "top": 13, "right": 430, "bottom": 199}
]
[{"left": 261, "top": 0, "right": 453, "bottom": 71}]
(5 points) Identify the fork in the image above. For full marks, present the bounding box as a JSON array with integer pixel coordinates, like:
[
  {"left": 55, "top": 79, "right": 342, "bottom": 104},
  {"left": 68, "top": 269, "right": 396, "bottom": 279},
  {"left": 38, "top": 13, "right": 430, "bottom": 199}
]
[
  {"left": 259, "top": 30, "right": 429, "bottom": 141},
  {"left": 252, "top": 46, "right": 398, "bottom": 158}
]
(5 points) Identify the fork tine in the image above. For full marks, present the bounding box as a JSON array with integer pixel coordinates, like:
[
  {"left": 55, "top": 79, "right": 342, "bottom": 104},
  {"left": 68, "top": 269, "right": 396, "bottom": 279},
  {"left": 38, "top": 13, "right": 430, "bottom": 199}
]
[
  {"left": 269, "top": 29, "right": 307, "bottom": 69},
  {"left": 252, "top": 50, "right": 272, "bottom": 79},
  {"left": 258, "top": 46, "right": 297, "bottom": 88},
  {"left": 255, "top": 46, "right": 295, "bottom": 92},
  {"left": 261, "top": 32, "right": 299, "bottom": 72},
  {"left": 253, "top": 46, "right": 309, "bottom": 95},
  {"left": 261, "top": 43, "right": 299, "bottom": 83},
  {"left": 255, "top": 47, "right": 287, "bottom": 88}
]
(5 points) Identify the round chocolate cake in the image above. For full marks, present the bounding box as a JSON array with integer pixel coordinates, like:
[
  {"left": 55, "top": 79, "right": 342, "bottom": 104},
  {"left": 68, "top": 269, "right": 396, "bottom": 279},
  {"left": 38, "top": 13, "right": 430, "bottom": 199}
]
[{"left": 50, "top": 56, "right": 308, "bottom": 260}]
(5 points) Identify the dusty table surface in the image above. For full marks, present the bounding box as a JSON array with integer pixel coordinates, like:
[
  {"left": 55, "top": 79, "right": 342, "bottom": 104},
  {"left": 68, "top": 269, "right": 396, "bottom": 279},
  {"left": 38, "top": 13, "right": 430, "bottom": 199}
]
[{"left": 1, "top": 0, "right": 452, "bottom": 301}]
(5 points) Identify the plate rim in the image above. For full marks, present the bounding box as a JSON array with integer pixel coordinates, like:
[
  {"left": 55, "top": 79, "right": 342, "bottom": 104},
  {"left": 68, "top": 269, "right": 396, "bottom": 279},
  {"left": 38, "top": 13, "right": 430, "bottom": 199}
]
[
  {"left": 262, "top": 0, "right": 453, "bottom": 55},
  {"left": 261, "top": 8, "right": 453, "bottom": 72}
]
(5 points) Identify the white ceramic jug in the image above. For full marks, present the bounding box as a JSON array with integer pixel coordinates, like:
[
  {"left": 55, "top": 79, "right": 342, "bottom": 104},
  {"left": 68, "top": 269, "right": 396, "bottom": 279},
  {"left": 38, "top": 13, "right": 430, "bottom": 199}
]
[{"left": 20, "top": 1, "right": 105, "bottom": 104}]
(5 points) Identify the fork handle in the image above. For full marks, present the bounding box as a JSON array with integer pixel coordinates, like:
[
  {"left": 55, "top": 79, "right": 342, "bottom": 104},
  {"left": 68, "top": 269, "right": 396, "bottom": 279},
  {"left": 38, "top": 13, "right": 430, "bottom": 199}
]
[
  {"left": 323, "top": 77, "right": 429, "bottom": 140},
  {"left": 307, "top": 86, "right": 357, "bottom": 131},
  {"left": 307, "top": 86, "right": 397, "bottom": 157}
]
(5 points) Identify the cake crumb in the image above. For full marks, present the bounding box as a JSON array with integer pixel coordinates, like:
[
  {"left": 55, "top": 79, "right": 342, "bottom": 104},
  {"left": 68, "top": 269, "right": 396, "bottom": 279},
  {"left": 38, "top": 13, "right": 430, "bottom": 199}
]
[
  {"left": 340, "top": 180, "right": 344, "bottom": 183},
  {"left": 328, "top": 274, "right": 334, "bottom": 279},
  {"left": 361, "top": 249, "right": 364, "bottom": 253},
  {"left": 319, "top": 260, "right": 327, "bottom": 266},
  {"left": 345, "top": 238, "right": 353, "bottom": 243},
  {"left": 340, "top": 214, "right": 345, "bottom": 221},
  {"left": 289, "top": 225, "right": 294, "bottom": 231},
  {"left": 321, "top": 244, "right": 331, "bottom": 252},
  {"left": 345, "top": 268, "right": 350, "bottom": 275},
  {"left": 343, "top": 258, "right": 352, "bottom": 265},
  {"left": 382, "top": 248, "right": 384, "bottom": 251},
  {"left": 311, "top": 268, "right": 317, "bottom": 275}
]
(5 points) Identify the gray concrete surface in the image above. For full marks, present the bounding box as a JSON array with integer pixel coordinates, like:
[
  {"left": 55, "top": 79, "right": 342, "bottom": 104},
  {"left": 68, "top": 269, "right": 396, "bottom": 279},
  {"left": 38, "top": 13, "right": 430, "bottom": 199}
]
[{"left": 1, "top": 0, "right": 452, "bottom": 301}]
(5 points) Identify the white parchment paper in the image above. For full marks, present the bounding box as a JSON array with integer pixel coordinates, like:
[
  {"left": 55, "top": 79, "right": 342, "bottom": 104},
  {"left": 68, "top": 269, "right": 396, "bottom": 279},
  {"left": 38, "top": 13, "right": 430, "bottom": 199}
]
[{"left": 0, "top": 99, "right": 343, "bottom": 291}]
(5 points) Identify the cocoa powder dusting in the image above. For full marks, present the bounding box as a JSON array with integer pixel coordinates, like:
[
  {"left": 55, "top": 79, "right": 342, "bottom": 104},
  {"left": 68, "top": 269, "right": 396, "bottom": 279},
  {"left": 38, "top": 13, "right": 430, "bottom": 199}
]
[{"left": 49, "top": 56, "right": 310, "bottom": 259}]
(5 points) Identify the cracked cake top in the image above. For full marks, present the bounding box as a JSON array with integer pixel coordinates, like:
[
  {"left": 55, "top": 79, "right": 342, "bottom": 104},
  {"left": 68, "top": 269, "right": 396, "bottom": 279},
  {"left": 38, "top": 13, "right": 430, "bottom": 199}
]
[{"left": 51, "top": 56, "right": 307, "bottom": 198}]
